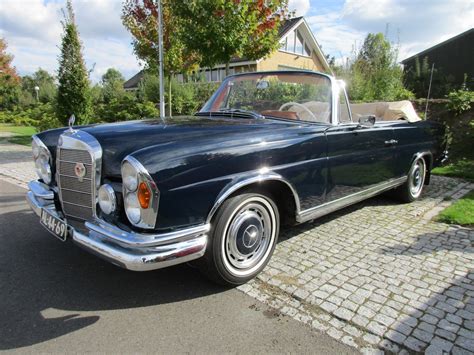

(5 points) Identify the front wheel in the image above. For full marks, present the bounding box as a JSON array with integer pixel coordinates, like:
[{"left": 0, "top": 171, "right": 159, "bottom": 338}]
[
  {"left": 199, "top": 191, "right": 280, "bottom": 286},
  {"left": 396, "top": 157, "right": 427, "bottom": 202}
]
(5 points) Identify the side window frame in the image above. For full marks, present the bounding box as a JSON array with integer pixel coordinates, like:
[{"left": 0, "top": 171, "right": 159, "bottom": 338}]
[
  {"left": 338, "top": 86, "right": 352, "bottom": 124},
  {"left": 331, "top": 79, "right": 352, "bottom": 125}
]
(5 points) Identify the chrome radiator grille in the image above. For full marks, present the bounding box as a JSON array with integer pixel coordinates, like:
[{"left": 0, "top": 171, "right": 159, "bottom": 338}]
[{"left": 57, "top": 147, "right": 95, "bottom": 221}]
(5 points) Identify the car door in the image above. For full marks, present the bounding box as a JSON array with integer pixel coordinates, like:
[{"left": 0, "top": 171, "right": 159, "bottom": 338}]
[
  {"left": 324, "top": 121, "right": 397, "bottom": 203},
  {"left": 391, "top": 121, "right": 431, "bottom": 178}
]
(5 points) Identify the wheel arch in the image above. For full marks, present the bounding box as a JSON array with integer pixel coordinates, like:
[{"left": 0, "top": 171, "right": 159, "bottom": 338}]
[{"left": 206, "top": 173, "right": 300, "bottom": 225}]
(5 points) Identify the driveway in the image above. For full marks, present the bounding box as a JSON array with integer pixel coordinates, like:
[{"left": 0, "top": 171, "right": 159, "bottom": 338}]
[
  {"left": 0, "top": 180, "right": 354, "bottom": 353},
  {"left": 1, "top": 142, "right": 473, "bottom": 353},
  {"left": 239, "top": 177, "right": 474, "bottom": 353}
]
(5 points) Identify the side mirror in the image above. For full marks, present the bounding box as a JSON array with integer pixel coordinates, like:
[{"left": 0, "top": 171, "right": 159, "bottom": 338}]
[
  {"left": 357, "top": 115, "right": 376, "bottom": 128},
  {"left": 256, "top": 80, "right": 269, "bottom": 90}
]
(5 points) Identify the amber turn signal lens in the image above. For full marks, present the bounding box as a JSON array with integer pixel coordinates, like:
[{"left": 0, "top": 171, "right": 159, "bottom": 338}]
[{"left": 137, "top": 182, "right": 151, "bottom": 209}]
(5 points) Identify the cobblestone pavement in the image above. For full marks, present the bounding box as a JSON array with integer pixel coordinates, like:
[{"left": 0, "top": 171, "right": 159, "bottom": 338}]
[
  {"left": 1, "top": 142, "right": 473, "bottom": 353},
  {"left": 0, "top": 142, "right": 35, "bottom": 188},
  {"left": 239, "top": 177, "right": 474, "bottom": 354}
]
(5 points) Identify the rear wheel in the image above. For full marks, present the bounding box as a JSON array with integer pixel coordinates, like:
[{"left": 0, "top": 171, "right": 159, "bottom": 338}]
[
  {"left": 199, "top": 191, "right": 279, "bottom": 286},
  {"left": 396, "top": 157, "right": 426, "bottom": 202}
]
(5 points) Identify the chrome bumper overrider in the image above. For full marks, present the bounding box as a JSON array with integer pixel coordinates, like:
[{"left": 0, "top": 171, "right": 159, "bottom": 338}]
[{"left": 26, "top": 181, "right": 209, "bottom": 271}]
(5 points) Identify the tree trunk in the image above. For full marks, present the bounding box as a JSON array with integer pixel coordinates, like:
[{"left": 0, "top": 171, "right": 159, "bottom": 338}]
[
  {"left": 168, "top": 74, "right": 172, "bottom": 117},
  {"left": 225, "top": 62, "right": 230, "bottom": 77}
]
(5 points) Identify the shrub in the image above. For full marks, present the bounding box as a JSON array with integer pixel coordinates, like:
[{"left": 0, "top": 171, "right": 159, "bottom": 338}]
[
  {"left": 446, "top": 87, "right": 474, "bottom": 115},
  {"left": 0, "top": 103, "right": 61, "bottom": 132},
  {"left": 169, "top": 81, "right": 219, "bottom": 115},
  {"left": 93, "top": 95, "right": 159, "bottom": 123},
  {"left": 335, "top": 32, "right": 415, "bottom": 102}
]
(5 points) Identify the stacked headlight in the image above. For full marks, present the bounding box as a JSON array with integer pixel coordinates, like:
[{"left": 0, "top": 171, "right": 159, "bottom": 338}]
[
  {"left": 121, "top": 156, "right": 159, "bottom": 229},
  {"left": 32, "top": 136, "right": 52, "bottom": 184}
]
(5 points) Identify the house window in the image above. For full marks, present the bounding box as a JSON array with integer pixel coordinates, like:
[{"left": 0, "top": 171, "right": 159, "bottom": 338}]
[
  {"left": 295, "top": 31, "right": 304, "bottom": 55},
  {"left": 211, "top": 69, "right": 218, "bottom": 82},
  {"left": 280, "top": 29, "right": 311, "bottom": 57},
  {"left": 286, "top": 30, "right": 295, "bottom": 53}
]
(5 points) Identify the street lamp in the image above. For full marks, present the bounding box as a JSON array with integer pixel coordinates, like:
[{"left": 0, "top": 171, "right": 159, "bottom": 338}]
[
  {"left": 157, "top": 0, "right": 164, "bottom": 119},
  {"left": 34, "top": 86, "right": 40, "bottom": 102}
]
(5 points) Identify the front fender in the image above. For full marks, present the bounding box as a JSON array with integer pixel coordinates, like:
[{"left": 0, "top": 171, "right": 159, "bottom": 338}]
[{"left": 127, "top": 127, "right": 325, "bottom": 231}]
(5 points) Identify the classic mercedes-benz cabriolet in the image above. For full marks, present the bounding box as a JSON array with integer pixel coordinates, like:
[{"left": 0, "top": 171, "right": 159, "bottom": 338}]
[{"left": 27, "top": 70, "right": 446, "bottom": 285}]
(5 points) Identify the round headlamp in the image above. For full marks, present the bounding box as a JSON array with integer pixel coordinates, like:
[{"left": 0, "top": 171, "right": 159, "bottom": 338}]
[
  {"left": 125, "top": 193, "right": 141, "bottom": 224},
  {"left": 98, "top": 184, "right": 117, "bottom": 215},
  {"left": 32, "top": 136, "right": 52, "bottom": 184}
]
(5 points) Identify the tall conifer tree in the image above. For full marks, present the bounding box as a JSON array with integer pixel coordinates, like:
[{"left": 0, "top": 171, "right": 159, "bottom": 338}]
[{"left": 56, "top": 0, "right": 90, "bottom": 124}]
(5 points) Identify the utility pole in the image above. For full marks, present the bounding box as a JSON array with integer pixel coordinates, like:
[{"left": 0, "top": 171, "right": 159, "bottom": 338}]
[
  {"left": 157, "top": 0, "right": 165, "bottom": 118},
  {"left": 424, "top": 63, "right": 435, "bottom": 119}
]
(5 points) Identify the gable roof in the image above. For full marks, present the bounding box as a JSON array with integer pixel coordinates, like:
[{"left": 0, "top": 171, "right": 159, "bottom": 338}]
[
  {"left": 123, "top": 70, "right": 144, "bottom": 90},
  {"left": 276, "top": 17, "right": 331, "bottom": 73},
  {"left": 402, "top": 28, "right": 474, "bottom": 64},
  {"left": 278, "top": 16, "right": 303, "bottom": 37}
]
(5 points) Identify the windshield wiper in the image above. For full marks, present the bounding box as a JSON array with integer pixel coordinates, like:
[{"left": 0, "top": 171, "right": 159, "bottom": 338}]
[{"left": 218, "top": 108, "right": 264, "bottom": 119}]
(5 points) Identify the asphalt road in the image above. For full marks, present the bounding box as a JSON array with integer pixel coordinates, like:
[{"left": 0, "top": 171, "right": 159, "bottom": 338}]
[{"left": 0, "top": 180, "right": 354, "bottom": 353}]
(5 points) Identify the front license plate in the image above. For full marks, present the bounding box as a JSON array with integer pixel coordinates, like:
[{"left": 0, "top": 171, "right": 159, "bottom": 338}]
[{"left": 40, "top": 208, "right": 68, "bottom": 241}]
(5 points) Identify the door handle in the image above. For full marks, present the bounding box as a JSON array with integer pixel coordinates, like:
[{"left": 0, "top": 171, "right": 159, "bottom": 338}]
[{"left": 384, "top": 139, "right": 398, "bottom": 146}]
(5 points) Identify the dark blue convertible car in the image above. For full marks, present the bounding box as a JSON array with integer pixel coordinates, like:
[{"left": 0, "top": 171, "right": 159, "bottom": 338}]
[{"left": 27, "top": 70, "right": 446, "bottom": 285}]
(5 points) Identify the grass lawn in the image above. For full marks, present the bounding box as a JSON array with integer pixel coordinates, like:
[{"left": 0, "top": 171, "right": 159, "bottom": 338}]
[
  {"left": 437, "top": 190, "right": 474, "bottom": 227},
  {"left": 0, "top": 124, "right": 36, "bottom": 146},
  {"left": 432, "top": 160, "right": 474, "bottom": 182}
]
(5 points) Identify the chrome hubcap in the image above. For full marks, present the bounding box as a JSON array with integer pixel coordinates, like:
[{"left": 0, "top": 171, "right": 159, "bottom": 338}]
[
  {"left": 409, "top": 159, "right": 425, "bottom": 197},
  {"left": 223, "top": 197, "right": 276, "bottom": 276}
]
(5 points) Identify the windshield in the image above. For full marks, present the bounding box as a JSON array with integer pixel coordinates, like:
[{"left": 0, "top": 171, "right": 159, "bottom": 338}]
[{"left": 200, "top": 72, "right": 332, "bottom": 123}]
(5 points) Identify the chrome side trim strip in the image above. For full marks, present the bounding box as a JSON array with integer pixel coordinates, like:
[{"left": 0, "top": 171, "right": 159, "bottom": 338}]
[{"left": 296, "top": 176, "right": 407, "bottom": 223}]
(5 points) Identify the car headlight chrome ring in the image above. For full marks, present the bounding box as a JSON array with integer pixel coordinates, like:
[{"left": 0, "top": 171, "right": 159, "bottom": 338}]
[
  {"left": 121, "top": 156, "right": 159, "bottom": 229},
  {"left": 32, "top": 136, "right": 52, "bottom": 184},
  {"left": 98, "top": 184, "right": 117, "bottom": 215}
]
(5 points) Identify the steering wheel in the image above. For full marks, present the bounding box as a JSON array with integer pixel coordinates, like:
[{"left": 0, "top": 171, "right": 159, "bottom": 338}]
[{"left": 279, "top": 102, "right": 317, "bottom": 121}]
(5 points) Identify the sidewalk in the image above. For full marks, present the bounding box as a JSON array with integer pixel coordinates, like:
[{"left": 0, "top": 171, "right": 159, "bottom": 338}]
[{"left": 0, "top": 142, "right": 35, "bottom": 189}]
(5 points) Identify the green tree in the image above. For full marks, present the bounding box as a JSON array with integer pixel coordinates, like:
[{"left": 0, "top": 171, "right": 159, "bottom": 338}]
[
  {"left": 0, "top": 37, "right": 21, "bottom": 110},
  {"left": 339, "top": 33, "right": 413, "bottom": 102},
  {"left": 21, "top": 69, "right": 57, "bottom": 104},
  {"left": 101, "top": 68, "right": 125, "bottom": 103},
  {"left": 56, "top": 0, "right": 91, "bottom": 125},
  {"left": 175, "top": 0, "right": 289, "bottom": 75},
  {"left": 122, "top": 0, "right": 200, "bottom": 115}
]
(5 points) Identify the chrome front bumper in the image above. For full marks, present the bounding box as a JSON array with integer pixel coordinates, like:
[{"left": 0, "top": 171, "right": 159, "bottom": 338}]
[{"left": 26, "top": 181, "right": 209, "bottom": 271}]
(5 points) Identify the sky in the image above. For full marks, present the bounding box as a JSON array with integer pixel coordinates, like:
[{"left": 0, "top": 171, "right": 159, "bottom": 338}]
[{"left": 0, "top": 0, "right": 473, "bottom": 83}]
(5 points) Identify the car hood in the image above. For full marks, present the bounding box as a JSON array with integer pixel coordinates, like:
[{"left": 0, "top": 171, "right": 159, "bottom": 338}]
[{"left": 38, "top": 115, "right": 327, "bottom": 178}]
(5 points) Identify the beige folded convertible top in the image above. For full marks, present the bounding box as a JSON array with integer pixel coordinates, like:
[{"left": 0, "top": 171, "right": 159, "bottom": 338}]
[{"left": 350, "top": 100, "right": 421, "bottom": 123}]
